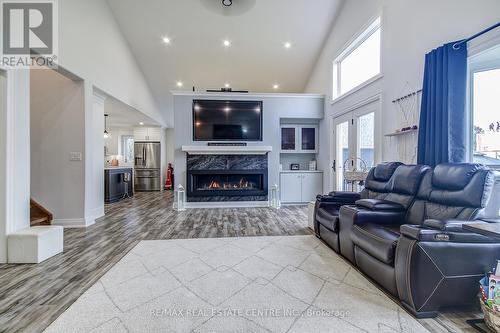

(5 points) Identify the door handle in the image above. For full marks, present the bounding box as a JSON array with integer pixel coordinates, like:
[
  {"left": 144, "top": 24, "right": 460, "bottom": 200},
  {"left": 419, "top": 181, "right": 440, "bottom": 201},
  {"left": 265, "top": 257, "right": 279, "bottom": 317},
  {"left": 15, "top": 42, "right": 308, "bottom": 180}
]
[{"left": 332, "top": 160, "right": 336, "bottom": 172}]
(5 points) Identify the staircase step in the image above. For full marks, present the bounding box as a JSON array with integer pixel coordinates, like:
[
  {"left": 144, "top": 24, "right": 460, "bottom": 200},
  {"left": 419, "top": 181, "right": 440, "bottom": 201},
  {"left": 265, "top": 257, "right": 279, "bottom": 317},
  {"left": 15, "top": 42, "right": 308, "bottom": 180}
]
[
  {"left": 31, "top": 215, "right": 51, "bottom": 226},
  {"left": 30, "top": 199, "right": 53, "bottom": 227}
]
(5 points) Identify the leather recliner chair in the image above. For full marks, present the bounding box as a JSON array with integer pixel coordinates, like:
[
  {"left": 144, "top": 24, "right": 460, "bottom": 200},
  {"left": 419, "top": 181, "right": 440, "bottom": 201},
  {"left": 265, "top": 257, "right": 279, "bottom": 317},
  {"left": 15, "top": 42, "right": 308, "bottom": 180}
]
[
  {"left": 341, "top": 163, "right": 500, "bottom": 318},
  {"left": 338, "top": 164, "right": 430, "bottom": 265},
  {"left": 314, "top": 162, "right": 402, "bottom": 252},
  {"left": 395, "top": 165, "right": 500, "bottom": 317}
]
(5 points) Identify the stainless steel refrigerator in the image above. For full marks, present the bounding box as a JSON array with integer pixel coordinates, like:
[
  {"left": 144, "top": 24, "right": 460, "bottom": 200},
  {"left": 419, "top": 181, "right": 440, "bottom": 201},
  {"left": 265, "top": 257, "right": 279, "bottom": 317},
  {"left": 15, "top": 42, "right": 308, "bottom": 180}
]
[{"left": 134, "top": 142, "right": 161, "bottom": 191}]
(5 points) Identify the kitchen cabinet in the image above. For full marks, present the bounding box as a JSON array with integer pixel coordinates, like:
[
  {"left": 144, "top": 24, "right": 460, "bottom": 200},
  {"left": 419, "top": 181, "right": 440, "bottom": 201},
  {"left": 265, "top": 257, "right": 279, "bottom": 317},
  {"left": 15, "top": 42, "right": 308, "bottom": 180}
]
[
  {"left": 134, "top": 127, "right": 161, "bottom": 142},
  {"left": 105, "top": 168, "right": 134, "bottom": 203},
  {"left": 280, "top": 125, "right": 318, "bottom": 153},
  {"left": 280, "top": 171, "right": 323, "bottom": 203}
]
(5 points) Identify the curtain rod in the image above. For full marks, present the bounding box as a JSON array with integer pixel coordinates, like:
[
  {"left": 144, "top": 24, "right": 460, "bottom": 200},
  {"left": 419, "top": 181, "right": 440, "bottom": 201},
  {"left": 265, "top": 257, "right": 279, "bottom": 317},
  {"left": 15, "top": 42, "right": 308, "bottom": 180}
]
[{"left": 453, "top": 22, "right": 500, "bottom": 50}]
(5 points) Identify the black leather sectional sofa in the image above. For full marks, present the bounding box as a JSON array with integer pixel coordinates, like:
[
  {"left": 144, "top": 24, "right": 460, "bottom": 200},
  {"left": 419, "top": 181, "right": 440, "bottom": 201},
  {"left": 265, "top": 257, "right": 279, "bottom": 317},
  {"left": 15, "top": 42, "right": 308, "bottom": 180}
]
[{"left": 314, "top": 162, "right": 500, "bottom": 318}]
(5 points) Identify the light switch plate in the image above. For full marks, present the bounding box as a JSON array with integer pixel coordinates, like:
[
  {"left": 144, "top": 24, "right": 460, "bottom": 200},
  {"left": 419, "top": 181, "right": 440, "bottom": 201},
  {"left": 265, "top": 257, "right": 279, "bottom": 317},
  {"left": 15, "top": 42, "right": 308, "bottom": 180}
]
[{"left": 69, "top": 152, "right": 82, "bottom": 161}]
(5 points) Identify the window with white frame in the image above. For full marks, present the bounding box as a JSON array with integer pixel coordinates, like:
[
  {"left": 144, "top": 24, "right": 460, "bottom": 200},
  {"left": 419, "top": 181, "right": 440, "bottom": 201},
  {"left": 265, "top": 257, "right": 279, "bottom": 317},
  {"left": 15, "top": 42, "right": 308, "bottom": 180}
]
[
  {"left": 469, "top": 49, "right": 500, "bottom": 169},
  {"left": 121, "top": 135, "right": 134, "bottom": 163},
  {"left": 333, "top": 17, "right": 381, "bottom": 100}
]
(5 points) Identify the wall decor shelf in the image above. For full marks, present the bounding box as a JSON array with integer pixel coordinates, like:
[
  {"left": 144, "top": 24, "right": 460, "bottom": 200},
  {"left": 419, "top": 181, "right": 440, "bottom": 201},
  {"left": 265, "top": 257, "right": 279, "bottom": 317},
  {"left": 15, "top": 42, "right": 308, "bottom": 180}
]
[{"left": 384, "top": 129, "right": 418, "bottom": 137}]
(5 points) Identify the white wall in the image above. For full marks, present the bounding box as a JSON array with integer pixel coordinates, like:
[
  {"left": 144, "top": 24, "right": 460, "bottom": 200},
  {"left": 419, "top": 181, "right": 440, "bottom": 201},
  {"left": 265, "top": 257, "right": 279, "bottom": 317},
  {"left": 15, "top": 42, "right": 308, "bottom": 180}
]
[
  {"left": 163, "top": 128, "right": 175, "bottom": 188},
  {"left": 0, "top": 69, "right": 31, "bottom": 263},
  {"left": 305, "top": 0, "right": 500, "bottom": 192},
  {"left": 30, "top": 69, "right": 86, "bottom": 225},
  {"left": 173, "top": 93, "right": 325, "bottom": 195},
  {"left": 58, "top": 0, "right": 164, "bottom": 126},
  {"left": 165, "top": 128, "right": 175, "bottom": 167}
]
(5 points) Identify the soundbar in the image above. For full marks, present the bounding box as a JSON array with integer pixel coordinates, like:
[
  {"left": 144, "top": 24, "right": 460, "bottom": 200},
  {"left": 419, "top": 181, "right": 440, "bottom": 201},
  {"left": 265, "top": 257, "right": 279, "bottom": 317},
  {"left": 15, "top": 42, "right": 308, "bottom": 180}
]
[{"left": 207, "top": 142, "right": 247, "bottom": 147}]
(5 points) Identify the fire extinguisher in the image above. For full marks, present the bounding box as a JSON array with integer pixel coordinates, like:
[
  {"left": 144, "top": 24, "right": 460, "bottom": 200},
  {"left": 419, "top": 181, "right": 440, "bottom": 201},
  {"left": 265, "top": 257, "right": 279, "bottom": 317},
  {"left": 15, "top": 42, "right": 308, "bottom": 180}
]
[{"left": 165, "top": 163, "right": 174, "bottom": 190}]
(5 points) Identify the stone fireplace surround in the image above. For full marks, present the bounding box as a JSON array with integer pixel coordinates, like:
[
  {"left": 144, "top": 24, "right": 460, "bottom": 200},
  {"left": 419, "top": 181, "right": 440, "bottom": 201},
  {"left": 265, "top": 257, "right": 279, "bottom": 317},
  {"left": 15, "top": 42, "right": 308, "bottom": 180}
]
[{"left": 186, "top": 154, "right": 268, "bottom": 202}]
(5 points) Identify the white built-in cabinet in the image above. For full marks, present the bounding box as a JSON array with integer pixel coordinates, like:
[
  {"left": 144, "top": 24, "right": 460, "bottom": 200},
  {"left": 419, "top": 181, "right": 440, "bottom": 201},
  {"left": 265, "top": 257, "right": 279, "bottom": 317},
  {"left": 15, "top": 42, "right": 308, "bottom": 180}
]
[
  {"left": 280, "top": 125, "right": 319, "bottom": 153},
  {"left": 134, "top": 127, "right": 161, "bottom": 142},
  {"left": 280, "top": 172, "right": 323, "bottom": 203}
]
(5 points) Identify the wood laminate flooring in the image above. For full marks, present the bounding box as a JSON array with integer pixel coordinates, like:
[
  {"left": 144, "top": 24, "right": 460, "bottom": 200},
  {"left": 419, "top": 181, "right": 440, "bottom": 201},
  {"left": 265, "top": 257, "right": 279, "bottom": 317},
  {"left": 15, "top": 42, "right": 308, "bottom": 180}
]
[{"left": 0, "top": 192, "right": 482, "bottom": 332}]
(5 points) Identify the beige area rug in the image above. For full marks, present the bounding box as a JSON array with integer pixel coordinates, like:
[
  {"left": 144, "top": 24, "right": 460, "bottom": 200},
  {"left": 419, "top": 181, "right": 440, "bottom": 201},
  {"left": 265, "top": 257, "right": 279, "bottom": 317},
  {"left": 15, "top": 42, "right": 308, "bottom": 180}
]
[{"left": 44, "top": 236, "right": 429, "bottom": 333}]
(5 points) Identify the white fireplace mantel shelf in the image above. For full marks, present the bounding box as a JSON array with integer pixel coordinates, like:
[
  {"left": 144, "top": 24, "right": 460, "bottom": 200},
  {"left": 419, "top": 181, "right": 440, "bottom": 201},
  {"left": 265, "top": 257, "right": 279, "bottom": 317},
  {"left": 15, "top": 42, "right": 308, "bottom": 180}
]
[{"left": 181, "top": 145, "right": 273, "bottom": 155}]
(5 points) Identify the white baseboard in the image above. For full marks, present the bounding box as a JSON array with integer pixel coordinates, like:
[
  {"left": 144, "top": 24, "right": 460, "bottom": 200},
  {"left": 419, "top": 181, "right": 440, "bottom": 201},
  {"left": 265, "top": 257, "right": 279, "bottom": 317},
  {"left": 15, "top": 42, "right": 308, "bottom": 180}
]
[
  {"left": 185, "top": 201, "right": 270, "bottom": 209},
  {"left": 88, "top": 206, "right": 105, "bottom": 223},
  {"left": 52, "top": 218, "right": 89, "bottom": 228},
  {"left": 84, "top": 216, "right": 96, "bottom": 227},
  {"left": 53, "top": 207, "right": 103, "bottom": 228}
]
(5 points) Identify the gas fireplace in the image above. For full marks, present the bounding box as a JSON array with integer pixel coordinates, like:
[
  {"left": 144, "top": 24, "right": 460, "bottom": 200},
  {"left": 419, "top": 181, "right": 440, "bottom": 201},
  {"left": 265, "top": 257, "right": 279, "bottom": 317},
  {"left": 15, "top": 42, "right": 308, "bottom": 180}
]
[
  {"left": 186, "top": 154, "right": 268, "bottom": 202},
  {"left": 188, "top": 170, "right": 267, "bottom": 198}
]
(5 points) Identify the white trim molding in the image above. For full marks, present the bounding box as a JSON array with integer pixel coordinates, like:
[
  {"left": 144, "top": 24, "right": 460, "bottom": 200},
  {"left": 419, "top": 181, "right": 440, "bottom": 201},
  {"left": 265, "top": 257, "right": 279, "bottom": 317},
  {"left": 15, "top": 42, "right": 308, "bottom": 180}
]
[
  {"left": 52, "top": 218, "right": 91, "bottom": 228},
  {"left": 0, "top": 69, "right": 31, "bottom": 263},
  {"left": 93, "top": 90, "right": 107, "bottom": 106}
]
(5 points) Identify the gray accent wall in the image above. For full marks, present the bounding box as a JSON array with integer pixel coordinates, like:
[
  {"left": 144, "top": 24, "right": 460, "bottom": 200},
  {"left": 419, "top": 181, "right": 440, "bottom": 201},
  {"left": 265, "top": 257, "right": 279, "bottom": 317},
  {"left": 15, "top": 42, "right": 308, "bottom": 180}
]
[{"left": 173, "top": 93, "right": 324, "bottom": 197}]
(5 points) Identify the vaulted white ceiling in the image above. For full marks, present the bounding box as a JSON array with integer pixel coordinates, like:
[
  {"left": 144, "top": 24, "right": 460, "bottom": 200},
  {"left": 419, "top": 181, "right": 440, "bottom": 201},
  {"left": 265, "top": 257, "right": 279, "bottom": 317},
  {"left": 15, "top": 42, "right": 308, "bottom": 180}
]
[
  {"left": 107, "top": 0, "right": 343, "bottom": 126},
  {"left": 105, "top": 95, "right": 160, "bottom": 128}
]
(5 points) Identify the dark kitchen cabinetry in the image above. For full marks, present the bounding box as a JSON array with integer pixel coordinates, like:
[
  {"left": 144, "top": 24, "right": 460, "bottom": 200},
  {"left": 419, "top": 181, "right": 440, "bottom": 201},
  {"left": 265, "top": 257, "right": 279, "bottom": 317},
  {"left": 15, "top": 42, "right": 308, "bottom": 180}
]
[{"left": 105, "top": 168, "right": 134, "bottom": 203}]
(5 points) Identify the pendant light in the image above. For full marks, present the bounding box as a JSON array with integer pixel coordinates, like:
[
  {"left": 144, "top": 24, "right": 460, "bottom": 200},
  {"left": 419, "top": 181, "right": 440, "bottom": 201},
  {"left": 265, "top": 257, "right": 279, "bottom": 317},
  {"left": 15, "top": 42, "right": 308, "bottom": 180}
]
[{"left": 104, "top": 114, "right": 109, "bottom": 139}]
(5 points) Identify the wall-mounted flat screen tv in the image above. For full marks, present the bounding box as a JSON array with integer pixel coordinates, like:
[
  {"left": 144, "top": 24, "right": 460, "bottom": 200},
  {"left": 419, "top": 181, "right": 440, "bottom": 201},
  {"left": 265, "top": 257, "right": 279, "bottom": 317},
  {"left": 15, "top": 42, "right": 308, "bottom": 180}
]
[{"left": 193, "top": 100, "right": 263, "bottom": 141}]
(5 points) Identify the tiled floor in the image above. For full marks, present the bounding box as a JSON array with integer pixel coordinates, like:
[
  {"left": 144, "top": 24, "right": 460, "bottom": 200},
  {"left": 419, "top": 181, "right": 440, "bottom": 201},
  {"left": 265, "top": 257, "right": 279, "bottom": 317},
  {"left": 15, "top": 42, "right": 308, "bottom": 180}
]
[{"left": 44, "top": 236, "right": 429, "bottom": 333}]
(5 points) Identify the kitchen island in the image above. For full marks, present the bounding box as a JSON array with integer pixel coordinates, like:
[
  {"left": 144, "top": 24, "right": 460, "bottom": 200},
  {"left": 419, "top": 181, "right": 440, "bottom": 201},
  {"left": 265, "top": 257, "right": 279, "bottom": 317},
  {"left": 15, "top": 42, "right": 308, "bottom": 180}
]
[{"left": 104, "top": 167, "right": 134, "bottom": 203}]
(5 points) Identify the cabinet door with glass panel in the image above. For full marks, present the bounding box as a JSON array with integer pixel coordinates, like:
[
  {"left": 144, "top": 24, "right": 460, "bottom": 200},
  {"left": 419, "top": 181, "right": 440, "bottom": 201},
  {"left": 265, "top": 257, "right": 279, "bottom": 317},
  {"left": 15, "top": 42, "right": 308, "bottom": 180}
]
[
  {"left": 299, "top": 125, "right": 319, "bottom": 153},
  {"left": 281, "top": 126, "right": 298, "bottom": 152},
  {"left": 280, "top": 125, "right": 318, "bottom": 153}
]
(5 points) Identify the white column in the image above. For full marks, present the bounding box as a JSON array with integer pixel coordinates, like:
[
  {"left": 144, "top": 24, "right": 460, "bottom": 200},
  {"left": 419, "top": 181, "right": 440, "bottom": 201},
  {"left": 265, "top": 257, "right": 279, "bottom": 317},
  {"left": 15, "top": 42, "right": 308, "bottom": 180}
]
[
  {"left": 0, "top": 69, "right": 31, "bottom": 263},
  {"left": 83, "top": 84, "right": 106, "bottom": 226}
]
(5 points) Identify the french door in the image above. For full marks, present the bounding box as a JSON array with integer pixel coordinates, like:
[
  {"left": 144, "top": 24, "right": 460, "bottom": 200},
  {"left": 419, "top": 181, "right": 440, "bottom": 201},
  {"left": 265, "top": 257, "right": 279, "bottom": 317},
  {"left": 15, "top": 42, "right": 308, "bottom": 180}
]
[{"left": 332, "top": 100, "right": 379, "bottom": 191}]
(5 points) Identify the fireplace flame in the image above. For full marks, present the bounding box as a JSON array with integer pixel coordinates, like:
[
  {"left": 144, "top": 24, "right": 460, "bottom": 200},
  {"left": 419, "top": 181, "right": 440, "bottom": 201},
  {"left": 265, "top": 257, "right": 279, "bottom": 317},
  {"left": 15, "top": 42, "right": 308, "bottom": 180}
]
[
  {"left": 208, "top": 180, "right": 221, "bottom": 189},
  {"left": 206, "top": 178, "right": 253, "bottom": 190}
]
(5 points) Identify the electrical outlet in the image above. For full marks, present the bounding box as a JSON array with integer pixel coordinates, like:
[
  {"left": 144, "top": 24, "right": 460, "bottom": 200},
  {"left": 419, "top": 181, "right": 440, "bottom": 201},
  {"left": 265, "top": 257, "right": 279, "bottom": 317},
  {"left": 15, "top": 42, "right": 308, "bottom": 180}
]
[{"left": 69, "top": 152, "right": 82, "bottom": 161}]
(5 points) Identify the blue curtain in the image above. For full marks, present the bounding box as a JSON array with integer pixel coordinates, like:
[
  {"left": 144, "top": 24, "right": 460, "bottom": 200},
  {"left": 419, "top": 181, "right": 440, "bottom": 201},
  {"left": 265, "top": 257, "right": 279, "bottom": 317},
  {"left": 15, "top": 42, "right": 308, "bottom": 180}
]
[{"left": 417, "top": 42, "right": 468, "bottom": 166}]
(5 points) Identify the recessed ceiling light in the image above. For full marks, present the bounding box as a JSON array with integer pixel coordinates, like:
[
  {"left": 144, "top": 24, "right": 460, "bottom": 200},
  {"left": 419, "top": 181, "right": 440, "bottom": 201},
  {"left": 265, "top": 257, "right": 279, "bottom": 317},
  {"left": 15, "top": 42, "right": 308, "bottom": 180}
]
[
  {"left": 223, "top": 40, "right": 231, "bottom": 47},
  {"left": 284, "top": 42, "right": 292, "bottom": 49},
  {"left": 273, "top": 84, "right": 280, "bottom": 89},
  {"left": 176, "top": 81, "right": 183, "bottom": 87},
  {"left": 139, "top": 122, "right": 144, "bottom": 125},
  {"left": 162, "top": 36, "right": 171, "bottom": 44},
  {"left": 224, "top": 83, "right": 230, "bottom": 88},
  {"left": 224, "top": 107, "right": 231, "bottom": 112}
]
